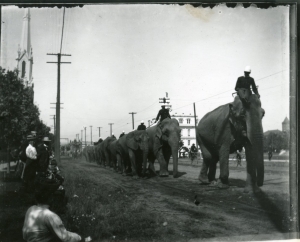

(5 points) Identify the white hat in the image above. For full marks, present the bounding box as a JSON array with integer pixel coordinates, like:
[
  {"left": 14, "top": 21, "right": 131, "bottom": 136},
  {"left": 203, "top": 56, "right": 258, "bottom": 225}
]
[
  {"left": 43, "top": 137, "right": 51, "bottom": 142},
  {"left": 244, "top": 66, "right": 251, "bottom": 73},
  {"left": 122, "top": 130, "right": 125, "bottom": 133},
  {"left": 141, "top": 120, "right": 144, "bottom": 124}
]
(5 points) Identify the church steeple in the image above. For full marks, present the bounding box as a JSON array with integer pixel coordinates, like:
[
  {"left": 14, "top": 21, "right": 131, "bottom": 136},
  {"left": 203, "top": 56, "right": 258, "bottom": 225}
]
[{"left": 16, "top": 8, "right": 34, "bottom": 87}]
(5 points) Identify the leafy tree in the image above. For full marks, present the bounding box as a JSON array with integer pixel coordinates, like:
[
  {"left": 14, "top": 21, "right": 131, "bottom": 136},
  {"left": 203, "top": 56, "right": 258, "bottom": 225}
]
[{"left": 0, "top": 67, "right": 51, "bottom": 172}]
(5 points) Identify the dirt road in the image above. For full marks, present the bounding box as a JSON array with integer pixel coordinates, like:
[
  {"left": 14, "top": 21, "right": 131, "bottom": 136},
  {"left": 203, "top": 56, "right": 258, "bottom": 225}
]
[{"left": 62, "top": 157, "right": 295, "bottom": 241}]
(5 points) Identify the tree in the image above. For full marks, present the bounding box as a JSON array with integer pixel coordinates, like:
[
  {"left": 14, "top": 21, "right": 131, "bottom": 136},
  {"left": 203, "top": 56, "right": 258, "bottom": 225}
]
[{"left": 0, "top": 67, "right": 51, "bottom": 172}]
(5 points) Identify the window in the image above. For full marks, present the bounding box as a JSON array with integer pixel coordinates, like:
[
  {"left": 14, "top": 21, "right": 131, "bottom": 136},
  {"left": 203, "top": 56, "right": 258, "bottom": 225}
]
[
  {"left": 179, "top": 118, "right": 183, "bottom": 124},
  {"left": 188, "top": 140, "right": 190, "bottom": 146},
  {"left": 187, "top": 119, "right": 191, "bottom": 124},
  {"left": 21, "top": 61, "right": 26, "bottom": 78},
  {"left": 188, "top": 129, "right": 190, "bottom": 136}
]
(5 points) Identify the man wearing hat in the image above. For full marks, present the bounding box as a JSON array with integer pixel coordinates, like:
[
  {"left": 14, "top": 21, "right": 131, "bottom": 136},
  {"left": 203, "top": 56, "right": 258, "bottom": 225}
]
[
  {"left": 235, "top": 66, "right": 260, "bottom": 101},
  {"left": 37, "top": 137, "right": 52, "bottom": 173},
  {"left": 137, "top": 121, "right": 146, "bottom": 131},
  {"left": 155, "top": 105, "right": 171, "bottom": 124},
  {"left": 23, "top": 135, "right": 38, "bottom": 192}
]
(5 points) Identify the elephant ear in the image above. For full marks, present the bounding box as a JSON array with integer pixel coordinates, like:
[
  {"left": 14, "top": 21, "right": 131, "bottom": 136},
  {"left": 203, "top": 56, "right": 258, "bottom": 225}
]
[{"left": 126, "top": 131, "right": 141, "bottom": 150}]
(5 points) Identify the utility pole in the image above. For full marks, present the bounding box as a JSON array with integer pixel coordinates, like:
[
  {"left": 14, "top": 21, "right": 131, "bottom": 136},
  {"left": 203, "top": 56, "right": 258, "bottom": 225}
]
[
  {"left": 81, "top": 130, "right": 83, "bottom": 142},
  {"left": 97, "top": 127, "right": 102, "bottom": 137},
  {"left": 193, "top": 103, "right": 198, "bottom": 149},
  {"left": 108, "top": 123, "right": 114, "bottom": 136},
  {"left": 129, "top": 112, "right": 137, "bottom": 130},
  {"left": 148, "top": 120, "right": 150, "bottom": 128},
  {"left": 46, "top": 7, "right": 70, "bottom": 165},
  {"left": 84, "top": 127, "right": 86, "bottom": 147},
  {"left": 159, "top": 94, "right": 171, "bottom": 109},
  {"left": 90, "top": 126, "right": 93, "bottom": 145},
  {"left": 50, "top": 115, "right": 56, "bottom": 136}
]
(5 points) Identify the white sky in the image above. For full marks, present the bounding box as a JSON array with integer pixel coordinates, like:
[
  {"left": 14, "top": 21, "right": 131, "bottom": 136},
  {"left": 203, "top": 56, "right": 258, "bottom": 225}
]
[{"left": 1, "top": 4, "right": 290, "bottom": 142}]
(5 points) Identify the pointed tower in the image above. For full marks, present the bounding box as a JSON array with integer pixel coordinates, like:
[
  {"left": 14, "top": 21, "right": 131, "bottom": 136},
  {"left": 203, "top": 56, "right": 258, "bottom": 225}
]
[{"left": 16, "top": 8, "right": 34, "bottom": 89}]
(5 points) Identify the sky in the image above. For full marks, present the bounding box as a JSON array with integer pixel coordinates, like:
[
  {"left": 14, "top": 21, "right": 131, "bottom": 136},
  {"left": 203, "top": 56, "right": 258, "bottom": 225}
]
[{"left": 1, "top": 4, "right": 290, "bottom": 143}]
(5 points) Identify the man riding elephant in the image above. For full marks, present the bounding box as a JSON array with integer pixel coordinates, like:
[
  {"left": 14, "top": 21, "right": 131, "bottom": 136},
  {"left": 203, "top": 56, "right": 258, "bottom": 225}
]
[
  {"left": 155, "top": 105, "right": 171, "bottom": 124},
  {"left": 146, "top": 117, "right": 180, "bottom": 178},
  {"left": 235, "top": 66, "right": 260, "bottom": 102},
  {"left": 197, "top": 93, "right": 265, "bottom": 193}
]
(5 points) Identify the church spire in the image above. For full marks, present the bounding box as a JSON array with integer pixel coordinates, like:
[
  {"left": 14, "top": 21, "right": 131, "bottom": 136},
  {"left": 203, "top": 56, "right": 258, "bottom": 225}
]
[{"left": 16, "top": 8, "right": 34, "bottom": 87}]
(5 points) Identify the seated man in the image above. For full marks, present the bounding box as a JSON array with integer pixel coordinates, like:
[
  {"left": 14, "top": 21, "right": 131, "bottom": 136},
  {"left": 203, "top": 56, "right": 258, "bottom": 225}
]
[
  {"left": 235, "top": 66, "right": 260, "bottom": 102},
  {"left": 137, "top": 121, "right": 146, "bottom": 130},
  {"left": 155, "top": 105, "right": 171, "bottom": 124},
  {"left": 23, "top": 178, "right": 84, "bottom": 242},
  {"left": 190, "top": 144, "right": 197, "bottom": 153}
]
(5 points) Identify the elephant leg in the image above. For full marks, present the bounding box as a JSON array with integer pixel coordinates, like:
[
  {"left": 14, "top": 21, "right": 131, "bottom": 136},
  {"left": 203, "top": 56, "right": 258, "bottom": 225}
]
[
  {"left": 157, "top": 150, "right": 169, "bottom": 177},
  {"left": 116, "top": 154, "right": 123, "bottom": 174},
  {"left": 128, "top": 149, "right": 138, "bottom": 179},
  {"left": 218, "top": 144, "right": 230, "bottom": 188},
  {"left": 207, "top": 159, "right": 217, "bottom": 182},
  {"left": 162, "top": 145, "right": 171, "bottom": 170},
  {"left": 198, "top": 138, "right": 212, "bottom": 184}
]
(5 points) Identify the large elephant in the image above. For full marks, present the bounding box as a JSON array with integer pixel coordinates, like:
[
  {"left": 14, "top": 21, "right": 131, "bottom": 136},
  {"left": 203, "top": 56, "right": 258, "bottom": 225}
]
[
  {"left": 146, "top": 118, "right": 181, "bottom": 178},
  {"left": 108, "top": 140, "right": 118, "bottom": 171},
  {"left": 197, "top": 94, "right": 265, "bottom": 192},
  {"left": 100, "top": 136, "right": 117, "bottom": 168},
  {"left": 116, "top": 130, "right": 149, "bottom": 178}
]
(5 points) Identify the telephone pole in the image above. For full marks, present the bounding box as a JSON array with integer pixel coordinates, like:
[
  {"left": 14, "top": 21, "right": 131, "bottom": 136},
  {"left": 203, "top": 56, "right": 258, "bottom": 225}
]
[
  {"left": 193, "top": 103, "right": 198, "bottom": 148},
  {"left": 108, "top": 123, "right": 114, "bottom": 136},
  {"left": 50, "top": 115, "right": 56, "bottom": 135},
  {"left": 84, "top": 127, "right": 87, "bottom": 147},
  {"left": 97, "top": 127, "right": 102, "bottom": 137},
  {"left": 46, "top": 7, "right": 70, "bottom": 164},
  {"left": 148, "top": 120, "right": 150, "bottom": 128},
  {"left": 81, "top": 130, "right": 83, "bottom": 142},
  {"left": 90, "top": 126, "right": 93, "bottom": 144},
  {"left": 129, "top": 112, "right": 137, "bottom": 130}
]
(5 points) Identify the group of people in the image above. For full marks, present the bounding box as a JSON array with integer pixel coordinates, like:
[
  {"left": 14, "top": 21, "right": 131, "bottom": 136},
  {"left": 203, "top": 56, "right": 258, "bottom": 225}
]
[{"left": 14, "top": 132, "right": 89, "bottom": 242}]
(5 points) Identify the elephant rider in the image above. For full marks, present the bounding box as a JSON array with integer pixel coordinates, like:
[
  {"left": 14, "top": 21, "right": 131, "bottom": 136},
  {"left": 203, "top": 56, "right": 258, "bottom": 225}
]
[
  {"left": 155, "top": 105, "right": 171, "bottom": 124},
  {"left": 119, "top": 131, "right": 125, "bottom": 138},
  {"left": 111, "top": 133, "right": 116, "bottom": 138},
  {"left": 235, "top": 66, "right": 260, "bottom": 102},
  {"left": 137, "top": 121, "right": 146, "bottom": 130},
  {"left": 23, "top": 135, "right": 38, "bottom": 192}
]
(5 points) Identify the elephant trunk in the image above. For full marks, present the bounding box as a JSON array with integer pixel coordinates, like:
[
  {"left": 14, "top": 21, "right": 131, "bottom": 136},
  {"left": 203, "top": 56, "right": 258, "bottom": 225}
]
[
  {"left": 170, "top": 143, "right": 179, "bottom": 178},
  {"left": 245, "top": 114, "right": 264, "bottom": 187}
]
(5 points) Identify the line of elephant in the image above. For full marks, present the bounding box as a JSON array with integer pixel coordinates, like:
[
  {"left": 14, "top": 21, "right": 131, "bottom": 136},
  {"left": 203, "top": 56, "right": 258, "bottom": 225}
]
[{"left": 82, "top": 94, "right": 265, "bottom": 193}]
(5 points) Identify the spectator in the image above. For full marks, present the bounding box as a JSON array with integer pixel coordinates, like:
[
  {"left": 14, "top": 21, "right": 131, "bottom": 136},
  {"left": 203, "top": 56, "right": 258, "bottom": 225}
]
[
  {"left": 22, "top": 177, "right": 83, "bottom": 242},
  {"left": 37, "top": 137, "right": 52, "bottom": 173},
  {"left": 23, "top": 135, "right": 38, "bottom": 192}
]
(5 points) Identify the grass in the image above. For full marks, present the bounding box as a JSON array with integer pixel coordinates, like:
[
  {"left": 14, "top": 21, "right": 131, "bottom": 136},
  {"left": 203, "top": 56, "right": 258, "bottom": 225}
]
[
  {"left": 62, "top": 173, "right": 166, "bottom": 241},
  {"left": 0, "top": 158, "right": 171, "bottom": 242}
]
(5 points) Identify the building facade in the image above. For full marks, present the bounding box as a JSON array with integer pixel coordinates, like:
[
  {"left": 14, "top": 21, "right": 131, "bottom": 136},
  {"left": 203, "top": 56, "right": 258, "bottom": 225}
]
[{"left": 172, "top": 113, "right": 198, "bottom": 148}]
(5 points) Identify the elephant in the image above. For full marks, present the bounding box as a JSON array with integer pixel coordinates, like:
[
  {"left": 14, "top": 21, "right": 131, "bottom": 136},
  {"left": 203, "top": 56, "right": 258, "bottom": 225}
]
[
  {"left": 83, "top": 146, "right": 96, "bottom": 163},
  {"left": 108, "top": 140, "right": 118, "bottom": 171},
  {"left": 196, "top": 93, "right": 265, "bottom": 193},
  {"left": 146, "top": 118, "right": 181, "bottom": 178},
  {"left": 94, "top": 140, "right": 103, "bottom": 164},
  {"left": 100, "top": 136, "right": 117, "bottom": 168},
  {"left": 116, "top": 130, "right": 149, "bottom": 178}
]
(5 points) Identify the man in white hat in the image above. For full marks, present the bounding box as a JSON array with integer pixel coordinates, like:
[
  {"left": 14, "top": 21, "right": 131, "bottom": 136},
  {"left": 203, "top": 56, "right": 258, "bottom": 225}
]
[
  {"left": 235, "top": 66, "right": 260, "bottom": 101},
  {"left": 23, "top": 135, "right": 38, "bottom": 192},
  {"left": 137, "top": 120, "right": 146, "bottom": 130}
]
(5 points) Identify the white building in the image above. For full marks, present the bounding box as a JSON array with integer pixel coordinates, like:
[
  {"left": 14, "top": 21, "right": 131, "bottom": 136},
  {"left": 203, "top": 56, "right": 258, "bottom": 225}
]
[{"left": 172, "top": 113, "right": 198, "bottom": 149}]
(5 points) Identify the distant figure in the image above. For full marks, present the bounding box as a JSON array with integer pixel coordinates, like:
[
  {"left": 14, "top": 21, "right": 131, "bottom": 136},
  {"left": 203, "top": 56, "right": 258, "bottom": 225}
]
[
  {"left": 155, "top": 105, "right": 171, "bottom": 124},
  {"left": 268, "top": 145, "right": 273, "bottom": 161},
  {"left": 119, "top": 131, "right": 125, "bottom": 138},
  {"left": 236, "top": 150, "right": 242, "bottom": 166},
  {"left": 235, "top": 66, "right": 260, "bottom": 102},
  {"left": 137, "top": 121, "right": 146, "bottom": 131},
  {"left": 111, "top": 133, "right": 116, "bottom": 139}
]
